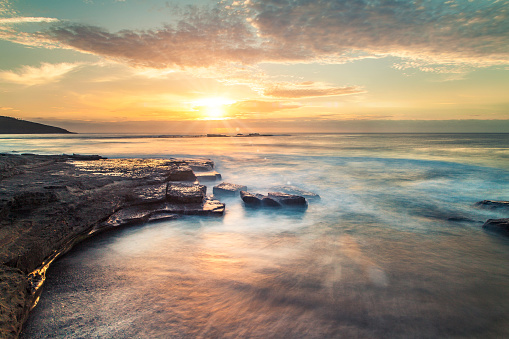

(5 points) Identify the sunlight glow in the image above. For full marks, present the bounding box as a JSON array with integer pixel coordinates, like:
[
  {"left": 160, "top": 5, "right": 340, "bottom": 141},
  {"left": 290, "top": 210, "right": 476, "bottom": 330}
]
[{"left": 193, "top": 97, "right": 236, "bottom": 120}]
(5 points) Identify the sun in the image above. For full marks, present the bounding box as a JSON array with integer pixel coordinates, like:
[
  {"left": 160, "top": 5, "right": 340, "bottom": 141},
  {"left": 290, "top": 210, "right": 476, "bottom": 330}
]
[{"left": 193, "top": 97, "right": 235, "bottom": 120}]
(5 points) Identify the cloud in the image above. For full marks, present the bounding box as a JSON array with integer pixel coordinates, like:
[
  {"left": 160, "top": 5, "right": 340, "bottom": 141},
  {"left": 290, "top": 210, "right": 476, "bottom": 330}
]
[
  {"left": 0, "top": 62, "right": 83, "bottom": 86},
  {"left": 0, "top": 17, "right": 59, "bottom": 24},
  {"left": 247, "top": 0, "right": 509, "bottom": 67},
  {"left": 1, "top": 0, "right": 508, "bottom": 71},
  {"left": 45, "top": 6, "right": 263, "bottom": 68},
  {"left": 263, "top": 81, "right": 365, "bottom": 98},
  {"left": 0, "top": 0, "right": 17, "bottom": 17}
]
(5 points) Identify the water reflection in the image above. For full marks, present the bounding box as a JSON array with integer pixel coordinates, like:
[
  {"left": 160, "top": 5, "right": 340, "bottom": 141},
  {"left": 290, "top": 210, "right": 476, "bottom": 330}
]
[{"left": 21, "top": 211, "right": 509, "bottom": 338}]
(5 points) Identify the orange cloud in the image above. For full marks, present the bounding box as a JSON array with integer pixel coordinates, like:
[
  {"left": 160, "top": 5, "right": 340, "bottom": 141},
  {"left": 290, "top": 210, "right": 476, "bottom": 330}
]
[
  {"left": 264, "top": 82, "right": 365, "bottom": 98},
  {"left": 0, "top": 17, "right": 59, "bottom": 24}
]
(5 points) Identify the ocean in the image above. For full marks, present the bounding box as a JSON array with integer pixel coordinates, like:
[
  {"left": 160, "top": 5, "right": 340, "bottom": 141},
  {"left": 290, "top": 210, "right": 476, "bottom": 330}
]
[{"left": 3, "top": 133, "right": 509, "bottom": 338}]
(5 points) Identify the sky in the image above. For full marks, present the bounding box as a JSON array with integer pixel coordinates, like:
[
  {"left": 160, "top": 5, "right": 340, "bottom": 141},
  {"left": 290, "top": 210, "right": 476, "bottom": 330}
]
[{"left": 0, "top": 0, "right": 508, "bottom": 134}]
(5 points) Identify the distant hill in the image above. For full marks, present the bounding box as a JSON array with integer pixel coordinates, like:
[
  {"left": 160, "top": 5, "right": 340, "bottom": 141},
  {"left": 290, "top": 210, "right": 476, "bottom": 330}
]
[{"left": 0, "top": 116, "right": 73, "bottom": 134}]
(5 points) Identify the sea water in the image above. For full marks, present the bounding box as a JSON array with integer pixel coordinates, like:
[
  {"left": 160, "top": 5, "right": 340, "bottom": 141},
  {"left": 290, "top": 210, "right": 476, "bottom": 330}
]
[{"left": 3, "top": 133, "right": 509, "bottom": 338}]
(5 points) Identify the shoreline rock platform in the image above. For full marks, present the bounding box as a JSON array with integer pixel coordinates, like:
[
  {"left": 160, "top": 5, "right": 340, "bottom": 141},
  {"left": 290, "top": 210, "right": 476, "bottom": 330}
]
[{"left": 0, "top": 153, "right": 224, "bottom": 338}]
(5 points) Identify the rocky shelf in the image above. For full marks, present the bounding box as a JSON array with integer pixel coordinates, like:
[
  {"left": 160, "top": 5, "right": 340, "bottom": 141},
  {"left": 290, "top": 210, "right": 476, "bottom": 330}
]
[{"left": 0, "top": 153, "right": 224, "bottom": 338}]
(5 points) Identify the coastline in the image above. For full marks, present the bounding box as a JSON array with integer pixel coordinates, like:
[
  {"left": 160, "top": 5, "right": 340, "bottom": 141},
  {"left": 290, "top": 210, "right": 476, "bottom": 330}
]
[{"left": 0, "top": 153, "right": 225, "bottom": 338}]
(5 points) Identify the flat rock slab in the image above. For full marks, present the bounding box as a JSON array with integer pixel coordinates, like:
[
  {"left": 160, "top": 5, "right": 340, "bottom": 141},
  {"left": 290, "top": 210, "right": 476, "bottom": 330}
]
[
  {"left": 269, "top": 185, "right": 320, "bottom": 200},
  {"left": 166, "top": 183, "right": 207, "bottom": 204},
  {"left": 128, "top": 183, "right": 167, "bottom": 205},
  {"left": 182, "top": 159, "right": 215, "bottom": 172},
  {"left": 196, "top": 171, "right": 222, "bottom": 182},
  {"left": 240, "top": 191, "right": 307, "bottom": 208},
  {"left": 65, "top": 154, "right": 106, "bottom": 160},
  {"left": 268, "top": 192, "right": 307, "bottom": 206},
  {"left": 70, "top": 158, "right": 173, "bottom": 180},
  {"left": 166, "top": 164, "right": 197, "bottom": 181},
  {"left": 101, "top": 198, "right": 225, "bottom": 229},
  {"left": 213, "top": 183, "right": 247, "bottom": 197},
  {"left": 482, "top": 218, "right": 509, "bottom": 236}
]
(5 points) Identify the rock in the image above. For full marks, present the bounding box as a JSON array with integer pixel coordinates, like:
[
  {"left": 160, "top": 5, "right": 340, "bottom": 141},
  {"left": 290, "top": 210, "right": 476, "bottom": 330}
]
[
  {"left": 183, "top": 159, "right": 215, "bottom": 172},
  {"left": 0, "top": 154, "right": 229, "bottom": 337},
  {"left": 268, "top": 192, "right": 307, "bottom": 206},
  {"left": 240, "top": 191, "right": 264, "bottom": 206},
  {"left": 196, "top": 171, "right": 222, "bottom": 182},
  {"left": 66, "top": 154, "right": 106, "bottom": 160},
  {"left": 149, "top": 197, "right": 225, "bottom": 216},
  {"left": 1, "top": 191, "right": 59, "bottom": 217},
  {"left": 101, "top": 198, "right": 224, "bottom": 229},
  {"left": 0, "top": 265, "right": 31, "bottom": 339},
  {"left": 148, "top": 212, "right": 179, "bottom": 223},
  {"left": 207, "top": 134, "right": 228, "bottom": 137},
  {"left": 166, "top": 164, "right": 197, "bottom": 181},
  {"left": 166, "top": 183, "right": 206, "bottom": 204},
  {"left": 269, "top": 185, "right": 320, "bottom": 200},
  {"left": 100, "top": 208, "right": 154, "bottom": 228},
  {"left": 262, "top": 196, "right": 281, "bottom": 207},
  {"left": 213, "top": 183, "right": 248, "bottom": 197},
  {"left": 201, "top": 197, "right": 226, "bottom": 215},
  {"left": 240, "top": 191, "right": 307, "bottom": 208},
  {"left": 475, "top": 200, "right": 509, "bottom": 210},
  {"left": 482, "top": 218, "right": 509, "bottom": 236},
  {"left": 128, "top": 183, "right": 167, "bottom": 205}
]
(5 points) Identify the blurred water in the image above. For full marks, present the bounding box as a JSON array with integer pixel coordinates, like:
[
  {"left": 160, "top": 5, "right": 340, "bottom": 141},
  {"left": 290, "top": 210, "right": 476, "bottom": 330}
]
[{"left": 11, "top": 133, "right": 509, "bottom": 338}]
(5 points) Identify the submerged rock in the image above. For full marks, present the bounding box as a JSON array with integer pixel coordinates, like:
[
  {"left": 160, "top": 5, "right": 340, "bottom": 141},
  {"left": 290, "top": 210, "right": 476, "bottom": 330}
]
[
  {"left": 475, "top": 200, "right": 509, "bottom": 210},
  {"left": 482, "top": 218, "right": 509, "bottom": 236},
  {"left": 213, "top": 183, "right": 247, "bottom": 197},
  {"left": 269, "top": 185, "right": 320, "bottom": 200},
  {"left": 166, "top": 183, "right": 206, "bottom": 204},
  {"left": 268, "top": 192, "right": 307, "bottom": 206}
]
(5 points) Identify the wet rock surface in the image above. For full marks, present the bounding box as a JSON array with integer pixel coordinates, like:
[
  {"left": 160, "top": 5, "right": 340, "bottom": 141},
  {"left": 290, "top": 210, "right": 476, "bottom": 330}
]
[
  {"left": 0, "top": 153, "right": 224, "bottom": 338},
  {"left": 482, "top": 218, "right": 509, "bottom": 236},
  {"left": 166, "top": 183, "right": 207, "bottom": 204},
  {"left": 240, "top": 191, "right": 307, "bottom": 208},
  {"left": 196, "top": 171, "right": 222, "bottom": 182},
  {"left": 213, "top": 183, "right": 247, "bottom": 197},
  {"left": 267, "top": 192, "right": 307, "bottom": 206},
  {"left": 240, "top": 191, "right": 265, "bottom": 207},
  {"left": 475, "top": 200, "right": 509, "bottom": 210}
]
